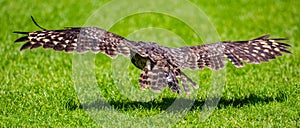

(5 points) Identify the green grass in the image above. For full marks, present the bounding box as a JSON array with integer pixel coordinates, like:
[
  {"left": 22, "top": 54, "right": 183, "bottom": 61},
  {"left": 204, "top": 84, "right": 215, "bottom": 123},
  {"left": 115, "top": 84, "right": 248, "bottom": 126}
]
[{"left": 1, "top": 0, "right": 299, "bottom": 127}]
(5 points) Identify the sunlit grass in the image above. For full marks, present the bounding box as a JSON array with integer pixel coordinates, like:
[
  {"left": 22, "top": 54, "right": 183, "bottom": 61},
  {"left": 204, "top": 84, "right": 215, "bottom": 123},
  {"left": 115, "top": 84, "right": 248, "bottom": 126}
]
[{"left": 0, "top": 0, "right": 299, "bottom": 127}]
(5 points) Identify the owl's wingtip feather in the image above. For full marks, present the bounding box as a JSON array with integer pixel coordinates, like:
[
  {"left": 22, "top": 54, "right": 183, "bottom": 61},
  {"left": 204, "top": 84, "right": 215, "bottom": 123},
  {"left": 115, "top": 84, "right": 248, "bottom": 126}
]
[
  {"left": 253, "top": 34, "right": 270, "bottom": 40},
  {"left": 14, "top": 36, "right": 28, "bottom": 43},
  {"left": 13, "top": 31, "right": 29, "bottom": 34}
]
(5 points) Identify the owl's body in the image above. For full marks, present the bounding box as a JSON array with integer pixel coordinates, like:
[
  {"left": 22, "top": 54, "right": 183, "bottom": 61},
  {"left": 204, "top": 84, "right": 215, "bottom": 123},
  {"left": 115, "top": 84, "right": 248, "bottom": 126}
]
[{"left": 14, "top": 21, "right": 291, "bottom": 94}]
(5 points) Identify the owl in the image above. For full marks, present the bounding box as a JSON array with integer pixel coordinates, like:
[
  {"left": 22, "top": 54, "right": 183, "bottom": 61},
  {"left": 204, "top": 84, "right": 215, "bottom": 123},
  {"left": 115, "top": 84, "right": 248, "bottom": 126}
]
[{"left": 14, "top": 17, "right": 292, "bottom": 94}]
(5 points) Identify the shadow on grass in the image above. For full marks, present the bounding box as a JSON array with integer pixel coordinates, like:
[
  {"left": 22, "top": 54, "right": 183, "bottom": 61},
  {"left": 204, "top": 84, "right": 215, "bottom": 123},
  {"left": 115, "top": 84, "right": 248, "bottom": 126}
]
[
  {"left": 65, "top": 92, "right": 287, "bottom": 111},
  {"left": 215, "top": 92, "right": 287, "bottom": 109}
]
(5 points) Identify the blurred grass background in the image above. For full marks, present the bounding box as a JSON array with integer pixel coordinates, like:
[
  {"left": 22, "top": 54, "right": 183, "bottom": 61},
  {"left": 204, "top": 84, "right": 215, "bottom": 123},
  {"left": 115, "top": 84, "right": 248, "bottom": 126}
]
[{"left": 0, "top": 0, "right": 299, "bottom": 127}]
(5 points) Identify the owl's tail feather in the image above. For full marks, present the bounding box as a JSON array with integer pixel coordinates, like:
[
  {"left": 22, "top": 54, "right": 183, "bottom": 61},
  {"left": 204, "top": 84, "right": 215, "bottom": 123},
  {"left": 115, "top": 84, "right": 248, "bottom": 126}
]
[
  {"left": 180, "top": 71, "right": 199, "bottom": 90},
  {"left": 167, "top": 68, "right": 199, "bottom": 94}
]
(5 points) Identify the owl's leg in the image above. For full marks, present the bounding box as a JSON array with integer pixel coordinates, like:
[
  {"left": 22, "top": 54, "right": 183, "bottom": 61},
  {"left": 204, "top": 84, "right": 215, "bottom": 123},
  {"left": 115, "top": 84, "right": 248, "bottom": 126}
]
[
  {"left": 146, "top": 59, "right": 152, "bottom": 70},
  {"left": 139, "top": 68, "right": 149, "bottom": 90},
  {"left": 137, "top": 60, "right": 169, "bottom": 93},
  {"left": 148, "top": 64, "right": 168, "bottom": 92}
]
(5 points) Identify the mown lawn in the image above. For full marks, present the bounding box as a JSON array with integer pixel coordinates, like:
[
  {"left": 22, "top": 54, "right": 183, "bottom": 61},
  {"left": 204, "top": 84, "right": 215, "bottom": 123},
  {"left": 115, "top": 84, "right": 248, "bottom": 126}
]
[{"left": 0, "top": 0, "right": 299, "bottom": 127}]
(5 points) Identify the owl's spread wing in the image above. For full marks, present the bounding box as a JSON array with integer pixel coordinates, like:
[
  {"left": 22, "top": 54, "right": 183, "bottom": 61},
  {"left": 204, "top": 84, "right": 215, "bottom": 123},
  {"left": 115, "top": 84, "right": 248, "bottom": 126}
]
[
  {"left": 14, "top": 26, "right": 179, "bottom": 93},
  {"left": 167, "top": 35, "right": 291, "bottom": 70},
  {"left": 14, "top": 27, "right": 135, "bottom": 58}
]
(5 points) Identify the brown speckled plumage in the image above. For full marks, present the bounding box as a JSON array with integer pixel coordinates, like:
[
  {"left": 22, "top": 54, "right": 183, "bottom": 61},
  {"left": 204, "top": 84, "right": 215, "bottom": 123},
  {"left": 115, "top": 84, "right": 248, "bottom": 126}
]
[{"left": 14, "top": 20, "right": 291, "bottom": 94}]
